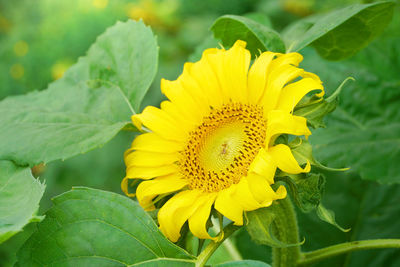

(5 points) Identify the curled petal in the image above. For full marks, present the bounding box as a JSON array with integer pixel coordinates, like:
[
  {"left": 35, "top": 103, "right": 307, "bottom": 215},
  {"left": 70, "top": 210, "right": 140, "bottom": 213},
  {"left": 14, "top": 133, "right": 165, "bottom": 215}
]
[
  {"left": 248, "top": 148, "right": 277, "bottom": 184},
  {"left": 268, "top": 144, "right": 311, "bottom": 174},
  {"left": 248, "top": 51, "right": 278, "bottom": 104},
  {"left": 136, "top": 174, "right": 188, "bottom": 210},
  {"left": 276, "top": 78, "right": 324, "bottom": 113},
  {"left": 188, "top": 193, "right": 218, "bottom": 240},
  {"left": 215, "top": 186, "right": 244, "bottom": 225},
  {"left": 158, "top": 190, "right": 202, "bottom": 242},
  {"left": 266, "top": 110, "right": 311, "bottom": 146}
]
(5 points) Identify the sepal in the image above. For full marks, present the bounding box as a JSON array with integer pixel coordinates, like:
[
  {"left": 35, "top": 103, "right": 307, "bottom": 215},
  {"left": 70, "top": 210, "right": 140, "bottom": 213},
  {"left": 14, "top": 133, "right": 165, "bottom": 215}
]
[
  {"left": 293, "top": 77, "right": 354, "bottom": 129},
  {"left": 246, "top": 204, "right": 304, "bottom": 248},
  {"left": 289, "top": 137, "right": 349, "bottom": 172}
]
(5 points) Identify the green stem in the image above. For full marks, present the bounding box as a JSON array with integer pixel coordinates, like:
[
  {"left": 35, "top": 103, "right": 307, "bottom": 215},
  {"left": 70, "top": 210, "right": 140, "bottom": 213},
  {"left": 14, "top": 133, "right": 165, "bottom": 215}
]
[
  {"left": 222, "top": 237, "right": 243, "bottom": 261},
  {"left": 195, "top": 223, "right": 240, "bottom": 267},
  {"left": 297, "top": 239, "right": 400, "bottom": 266},
  {"left": 272, "top": 196, "right": 301, "bottom": 267}
]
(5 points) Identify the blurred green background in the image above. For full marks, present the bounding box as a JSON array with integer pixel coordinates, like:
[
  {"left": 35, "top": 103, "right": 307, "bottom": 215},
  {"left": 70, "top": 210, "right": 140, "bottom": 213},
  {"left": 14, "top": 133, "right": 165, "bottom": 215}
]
[{"left": 0, "top": 0, "right": 399, "bottom": 266}]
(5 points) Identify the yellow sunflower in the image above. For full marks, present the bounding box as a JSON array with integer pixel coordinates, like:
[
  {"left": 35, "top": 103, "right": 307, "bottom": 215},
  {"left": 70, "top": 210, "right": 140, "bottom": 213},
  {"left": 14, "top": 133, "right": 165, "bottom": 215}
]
[{"left": 122, "top": 40, "right": 324, "bottom": 242}]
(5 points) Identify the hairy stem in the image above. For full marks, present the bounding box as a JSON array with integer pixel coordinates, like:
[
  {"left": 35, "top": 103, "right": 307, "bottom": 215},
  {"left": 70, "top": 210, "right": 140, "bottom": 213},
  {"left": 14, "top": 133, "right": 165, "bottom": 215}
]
[
  {"left": 195, "top": 223, "right": 240, "bottom": 267},
  {"left": 272, "top": 196, "right": 301, "bottom": 267},
  {"left": 297, "top": 239, "right": 400, "bottom": 266}
]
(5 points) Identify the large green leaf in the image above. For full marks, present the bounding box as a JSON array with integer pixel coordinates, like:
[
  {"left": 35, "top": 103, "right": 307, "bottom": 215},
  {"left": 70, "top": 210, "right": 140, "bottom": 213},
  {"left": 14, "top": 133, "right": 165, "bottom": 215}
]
[
  {"left": 87, "top": 20, "right": 158, "bottom": 112},
  {"left": 299, "top": 18, "right": 400, "bottom": 184},
  {"left": 246, "top": 200, "right": 301, "bottom": 249},
  {"left": 0, "top": 160, "right": 45, "bottom": 244},
  {"left": 16, "top": 187, "right": 194, "bottom": 266},
  {"left": 282, "top": 1, "right": 395, "bottom": 60},
  {"left": 0, "top": 20, "right": 158, "bottom": 166},
  {"left": 235, "top": 228, "right": 272, "bottom": 263},
  {"left": 298, "top": 172, "right": 400, "bottom": 267},
  {"left": 211, "top": 15, "right": 286, "bottom": 55}
]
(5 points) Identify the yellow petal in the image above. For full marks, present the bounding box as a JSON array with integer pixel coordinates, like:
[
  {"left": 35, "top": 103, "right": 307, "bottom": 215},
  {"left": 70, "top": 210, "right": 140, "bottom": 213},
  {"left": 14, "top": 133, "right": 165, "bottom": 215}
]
[
  {"left": 161, "top": 78, "right": 206, "bottom": 125},
  {"left": 215, "top": 186, "right": 244, "bottom": 225},
  {"left": 246, "top": 173, "right": 287, "bottom": 205},
  {"left": 188, "top": 48, "right": 225, "bottom": 108},
  {"left": 210, "top": 40, "right": 250, "bottom": 103},
  {"left": 131, "top": 133, "right": 184, "bottom": 153},
  {"left": 248, "top": 148, "right": 277, "bottom": 184},
  {"left": 136, "top": 174, "right": 188, "bottom": 211},
  {"left": 126, "top": 164, "right": 179, "bottom": 179},
  {"left": 121, "top": 177, "right": 136, "bottom": 197},
  {"left": 268, "top": 144, "right": 311, "bottom": 174},
  {"left": 271, "top": 52, "right": 303, "bottom": 69},
  {"left": 124, "top": 149, "right": 179, "bottom": 167},
  {"left": 276, "top": 78, "right": 324, "bottom": 113},
  {"left": 261, "top": 65, "right": 304, "bottom": 114},
  {"left": 302, "top": 71, "right": 325, "bottom": 97},
  {"left": 160, "top": 101, "right": 197, "bottom": 133},
  {"left": 266, "top": 110, "right": 311, "bottom": 147},
  {"left": 232, "top": 177, "right": 262, "bottom": 211},
  {"left": 248, "top": 51, "right": 277, "bottom": 104},
  {"left": 188, "top": 193, "right": 218, "bottom": 240},
  {"left": 131, "top": 106, "right": 187, "bottom": 141},
  {"left": 179, "top": 63, "right": 212, "bottom": 112},
  {"left": 158, "top": 190, "right": 202, "bottom": 242}
]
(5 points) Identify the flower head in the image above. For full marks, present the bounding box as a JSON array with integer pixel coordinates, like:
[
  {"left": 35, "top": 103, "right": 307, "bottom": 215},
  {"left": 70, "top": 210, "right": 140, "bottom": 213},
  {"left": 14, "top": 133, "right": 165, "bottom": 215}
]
[{"left": 122, "top": 40, "right": 324, "bottom": 242}]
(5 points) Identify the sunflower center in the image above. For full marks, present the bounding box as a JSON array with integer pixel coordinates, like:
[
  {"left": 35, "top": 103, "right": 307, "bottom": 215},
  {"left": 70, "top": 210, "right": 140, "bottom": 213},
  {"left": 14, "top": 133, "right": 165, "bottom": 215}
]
[{"left": 180, "top": 103, "right": 266, "bottom": 192}]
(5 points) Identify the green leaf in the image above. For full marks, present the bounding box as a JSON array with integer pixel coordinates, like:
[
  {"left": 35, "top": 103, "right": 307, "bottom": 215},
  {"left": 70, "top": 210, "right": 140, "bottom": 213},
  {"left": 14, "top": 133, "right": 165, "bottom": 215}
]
[
  {"left": 215, "top": 260, "right": 271, "bottom": 267},
  {"left": 282, "top": 1, "right": 395, "bottom": 60},
  {"left": 211, "top": 15, "right": 286, "bottom": 56},
  {"left": 0, "top": 160, "right": 45, "bottom": 244},
  {"left": 316, "top": 204, "right": 350, "bottom": 232},
  {"left": 0, "top": 20, "right": 158, "bottom": 166},
  {"left": 300, "top": 30, "right": 400, "bottom": 184},
  {"left": 294, "top": 97, "right": 337, "bottom": 129},
  {"left": 246, "top": 204, "right": 301, "bottom": 248},
  {"left": 278, "top": 173, "right": 325, "bottom": 213},
  {"left": 243, "top": 12, "right": 272, "bottom": 28},
  {"left": 311, "top": 120, "right": 400, "bottom": 184},
  {"left": 235, "top": 229, "right": 272, "bottom": 263},
  {"left": 289, "top": 138, "right": 348, "bottom": 172},
  {"left": 87, "top": 20, "right": 158, "bottom": 112},
  {"left": 16, "top": 187, "right": 194, "bottom": 266},
  {"left": 298, "top": 172, "right": 400, "bottom": 266}
]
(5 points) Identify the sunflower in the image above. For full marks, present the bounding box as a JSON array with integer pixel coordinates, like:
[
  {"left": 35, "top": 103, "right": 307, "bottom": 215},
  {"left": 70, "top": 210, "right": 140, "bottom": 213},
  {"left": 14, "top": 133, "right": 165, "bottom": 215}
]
[{"left": 122, "top": 40, "right": 324, "bottom": 242}]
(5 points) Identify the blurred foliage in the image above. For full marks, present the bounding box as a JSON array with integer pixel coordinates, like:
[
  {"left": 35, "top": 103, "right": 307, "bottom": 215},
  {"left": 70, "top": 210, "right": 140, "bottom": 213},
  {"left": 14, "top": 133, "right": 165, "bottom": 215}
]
[{"left": 0, "top": 0, "right": 399, "bottom": 266}]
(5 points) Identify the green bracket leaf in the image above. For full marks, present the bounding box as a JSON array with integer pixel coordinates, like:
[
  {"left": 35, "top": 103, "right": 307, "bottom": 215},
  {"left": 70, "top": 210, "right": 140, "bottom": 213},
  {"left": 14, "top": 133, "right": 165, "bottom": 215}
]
[
  {"left": 0, "top": 160, "right": 45, "bottom": 244},
  {"left": 0, "top": 20, "right": 158, "bottom": 166},
  {"left": 16, "top": 187, "right": 195, "bottom": 266},
  {"left": 282, "top": 1, "right": 395, "bottom": 60},
  {"left": 211, "top": 15, "right": 286, "bottom": 56},
  {"left": 294, "top": 95, "right": 337, "bottom": 129},
  {"left": 246, "top": 204, "right": 303, "bottom": 248},
  {"left": 278, "top": 173, "right": 325, "bottom": 213},
  {"left": 289, "top": 138, "right": 349, "bottom": 172},
  {"left": 316, "top": 204, "right": 351, "bottom": 233}
]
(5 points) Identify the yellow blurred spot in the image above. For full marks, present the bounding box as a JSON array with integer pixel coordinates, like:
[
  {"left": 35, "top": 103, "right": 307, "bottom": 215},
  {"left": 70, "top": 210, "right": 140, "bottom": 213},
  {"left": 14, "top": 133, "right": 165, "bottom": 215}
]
[
  {"left": 14, "top": 41, "right": 29, "bottom": 57},
  {"left": 0, "top": 14, "right": 11, "bottom": 33},
  {"left": 282, "top": 0, "right": 314, "bottom": 17},
  {"left": 126, "top": 1, "right": 156, "bottom": 24},
  {"left": 92, "top": 0, "right": 108, "bottom": 9},
  {"left": 51, "top": 61, "right": 71, "bottom": 80},
  {"left": 10, "top": 64, "right": 25, "bottom": 80},
  {"left": 126, "top": 0, "right": 179, "bottom": 29}
]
